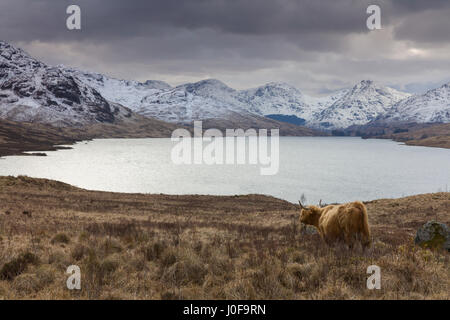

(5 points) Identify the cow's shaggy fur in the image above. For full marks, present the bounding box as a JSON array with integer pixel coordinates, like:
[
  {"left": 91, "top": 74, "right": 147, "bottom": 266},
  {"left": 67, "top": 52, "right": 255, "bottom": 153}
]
[{"left": 300, "top": 201, "right": 371, "bottom": 248}]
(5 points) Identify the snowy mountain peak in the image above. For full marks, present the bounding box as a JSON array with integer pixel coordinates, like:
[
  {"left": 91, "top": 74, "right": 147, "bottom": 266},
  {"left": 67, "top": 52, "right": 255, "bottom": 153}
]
[
  {"left": 252, "top": 82, "right": 304, "bottom": 97},
  {"left": 238, "top": 82, "right": 311, "bottom": 120},
  {"left": 261, "top": 81, "right": 300, "bottom": 89},
  {"left": 355, "top": 79, "right": 374, "bottom": 88},
  {"left": 0, "top": 41, "right": 45, "bottom": 73},
  {"left": 0, "top": 41, "right": 131, "bottom": 126},
  {"left": 0, "top": 41, "right": 33, "bottom": 61},
  {"left": 383, "top": 82, "right": 450, "bottom": 123},
  {"left": 312, "top": 80, "right": 411, "bottom": 129},
  {"left": 349, "top": 80, "right": 406, "bottom": 98},
  {"left": 178, "top": 79, "right": 235, "bottom": 95},
  {"left": 1, "top": 41, "right": 448, "bottom": 129},
  {"left": 143, "top": 80, "right": 172, "bottom": 90}
]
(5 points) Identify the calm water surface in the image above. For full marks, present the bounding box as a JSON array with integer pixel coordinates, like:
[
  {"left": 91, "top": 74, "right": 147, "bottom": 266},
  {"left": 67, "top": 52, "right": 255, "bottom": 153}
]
[{"left": 0, "top": 137, "right": 449, "bottom": 204}]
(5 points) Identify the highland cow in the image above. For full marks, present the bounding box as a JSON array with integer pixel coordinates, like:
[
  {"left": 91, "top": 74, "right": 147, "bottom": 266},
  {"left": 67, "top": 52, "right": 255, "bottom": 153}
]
[{"left": 299, "top": 200, "right": 371, "bottom": 248}]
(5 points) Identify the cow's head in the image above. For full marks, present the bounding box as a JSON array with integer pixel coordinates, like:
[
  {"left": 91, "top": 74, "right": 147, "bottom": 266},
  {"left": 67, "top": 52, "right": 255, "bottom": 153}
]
[{"left": 298, "top": 200, "right": 322, "bottom": 227}]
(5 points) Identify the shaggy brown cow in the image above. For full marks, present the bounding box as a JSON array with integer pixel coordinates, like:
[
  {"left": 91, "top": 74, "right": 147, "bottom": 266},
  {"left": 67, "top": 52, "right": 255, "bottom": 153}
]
[{"left": 299, "top": 200, "right": 371, "bottom": 248}]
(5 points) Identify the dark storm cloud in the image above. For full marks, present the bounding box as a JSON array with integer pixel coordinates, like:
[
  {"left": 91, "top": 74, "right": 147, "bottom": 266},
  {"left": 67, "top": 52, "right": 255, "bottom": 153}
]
[
  {"left": 2, "top": 0, "right": 450, "bottom": 48},
  {"left": 0, "top": 0, "right": 449, "bottom": 93},
  {"left": 389, "top": 0, "right": 450, "bottom": 13},
  {"left": 393, "top": 7, "right": 450, "bottom": 44},
  {"left": 1, "top": 0, "right": 376, "bottom": 41}
]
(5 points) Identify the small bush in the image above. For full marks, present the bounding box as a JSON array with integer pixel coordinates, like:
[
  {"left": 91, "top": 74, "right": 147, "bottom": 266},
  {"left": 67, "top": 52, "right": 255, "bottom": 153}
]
[
  {"left": 51, "top": 233, "right": 70, "bottom": 245},
  {"left": 48, "top": 249, "right": 69, "bottom": 269},
  {"left": 223, "top": 279, "right": 256, "bottom": 300},
  {"left": 144, "top": 241, "right": 165, "bottom": 261},
  {"left": 160, "top": 290, "right": 179, "bottom": 300},
  {"left": 100, "top": 257, "right": 119, "bottom": 274},
  {"left": 161, "top": 249, "right": 207, "bottom": 286},
  {"left": 35, "top": 265, "right": 55, "bottom": 287},
  {"left": 0, "top": 252, "right": 39, "bottom": 280},
  {"left": 12, "top": 273, "right": 41, "bottom": 294},
  {"left": 160, "top": 247, "right": 177, "bottom": 267},
  {"left": 248, "top": 258, "right": 293, "bottom": 299},
  {"left": 291, "top": 251, "right": 307, "bottom": 264},
  {"left": 84, "top": 252, "right": 120, "bottom": 292},
  {"left": 71, "top": 244, "right": 87, "bottom": 261},
  {"left": 287, "top": 262, "right": 313, "bottom": 281},
  {"left": 78, "top": 231, "right": 89, "bottom": 242},
  {"left": 101, "top": 238, "right": 123, "bottom": 255},
  {"left": 129, "top": 256, "right": 146, "bottom": 271},
  {"left": 208, "top": 254, "right": 233, "bottom": 277},
  {"left": 161, "top": 259, "right": 207, "bottom": 286}
]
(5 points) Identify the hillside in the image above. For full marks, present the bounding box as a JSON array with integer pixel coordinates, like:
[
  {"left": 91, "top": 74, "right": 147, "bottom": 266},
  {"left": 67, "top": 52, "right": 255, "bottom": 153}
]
[
  {"left": 0, "top": 117, "right": 180, "bottom": 157},
  {"left": 387, "top": 123, "right": 450, "bottom": 148},
  {"left": 0, "top": 176, "right": 448, "bottom": 299},
  {"left": 0, "top": 119, "right": 79, "bottom": 157},
  {"left": 345, "top": 122, "right": 450, "bottom": 149}
]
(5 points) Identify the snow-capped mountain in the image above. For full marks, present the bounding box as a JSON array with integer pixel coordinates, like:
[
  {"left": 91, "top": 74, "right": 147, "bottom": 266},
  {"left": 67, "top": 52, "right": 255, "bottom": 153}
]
[
  {"left": 0, "top": 41, "right": 133, "bottom": 126},
  {"left": 1, "top": 41, "right": 449, "bottom": 130},
  {"left": 235, "top": 80, "right": 412, "bottom": 130},
  {"left": 382, "top": 83, "right": 450, "bottom": 123},
  {"left": 137, "top": 79, "right": 254, "bottom": 123},
  {"left": 303, "top": 89, "right": 349, "bottom": 114},
  {"left": 63, "top": 67, "right": 172, "bottom": 111},
  {"left": 238, "top": 82, "right": 313, "bottom": 122},
  {"left": 312, "top": 80, "right": 411, "bottom": 129},
  {"left": 62, "top": 70, "right": 254, "bottom": 124}
]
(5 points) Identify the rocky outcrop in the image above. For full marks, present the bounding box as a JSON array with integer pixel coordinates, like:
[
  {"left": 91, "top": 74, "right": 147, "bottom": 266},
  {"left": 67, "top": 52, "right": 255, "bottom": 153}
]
[{"left": 415, "top": 221, "right": 449, "bottom": 251}]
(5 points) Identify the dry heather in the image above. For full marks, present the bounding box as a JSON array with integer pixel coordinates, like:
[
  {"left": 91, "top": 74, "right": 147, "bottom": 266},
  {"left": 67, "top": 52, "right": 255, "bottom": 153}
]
[{"left": 0, "top": 176, "right": 448, "bottom": 300}]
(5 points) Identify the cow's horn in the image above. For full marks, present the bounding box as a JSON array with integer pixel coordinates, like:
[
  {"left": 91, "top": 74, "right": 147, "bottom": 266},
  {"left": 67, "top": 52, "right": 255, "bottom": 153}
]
[
  {"left": 319, "top": 199, "right": 323, "bottom": 207},
  {"left": 298, "top": 200, "right": 305, "bottom": 209}
]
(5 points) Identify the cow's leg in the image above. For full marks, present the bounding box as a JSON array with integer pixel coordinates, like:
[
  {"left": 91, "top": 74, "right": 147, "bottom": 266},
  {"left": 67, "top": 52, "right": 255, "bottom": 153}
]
[
  {"left": 321, "top": 234, "right": 330, "bottom": 246},
  {"left": 361, "top": 234, "right": 371, "bottom": 251},
  {"left": 319, "top": 231, "right": 332, "bottom": 247},
  {"left": 318, "top": 228, "right": 328, "bottom": 245},
  {"left": 344, "top": 232, "right": 354, "bottom": 249}
]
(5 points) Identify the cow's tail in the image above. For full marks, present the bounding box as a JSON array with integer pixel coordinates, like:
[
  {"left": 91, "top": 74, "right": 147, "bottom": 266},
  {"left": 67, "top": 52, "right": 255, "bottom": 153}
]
[{"left": 355, "top": 201, "right": 371, "bottom": 248}]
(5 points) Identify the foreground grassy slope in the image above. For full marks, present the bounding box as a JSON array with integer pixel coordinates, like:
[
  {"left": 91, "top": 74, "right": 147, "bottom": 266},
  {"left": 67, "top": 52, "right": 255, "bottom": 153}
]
[{"left": 0, "top": 176, "right": 448, "bottom": 299}]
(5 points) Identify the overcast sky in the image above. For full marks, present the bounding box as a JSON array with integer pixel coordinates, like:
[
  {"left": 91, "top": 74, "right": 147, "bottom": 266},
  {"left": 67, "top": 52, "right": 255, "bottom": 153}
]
[{"left": 1, "top": 0, "right": 450, "bottom": 95}]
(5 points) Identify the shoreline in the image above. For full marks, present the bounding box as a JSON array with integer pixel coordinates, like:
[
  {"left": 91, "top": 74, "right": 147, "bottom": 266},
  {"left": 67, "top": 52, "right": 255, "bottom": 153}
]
[
  {"left": 1, "top": 118, "right": 449, "bottom": 158},
  {"left": 2, "top": 134, "right": 449, "bottom": 160},
  {"left": 2, "top": 117, "right": 450, "bottom": 160},
  {"left": 1, "top": 173, "right": 449, "bottom": 205},
  {"left": 0, "top": 117, "right": 326, "bottom": 158}
]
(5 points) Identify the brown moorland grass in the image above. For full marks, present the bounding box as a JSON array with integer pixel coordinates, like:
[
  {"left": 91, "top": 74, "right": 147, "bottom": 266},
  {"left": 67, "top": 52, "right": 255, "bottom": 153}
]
[{"left": 0, "top": 176, "right": 448, "bottom": 299}]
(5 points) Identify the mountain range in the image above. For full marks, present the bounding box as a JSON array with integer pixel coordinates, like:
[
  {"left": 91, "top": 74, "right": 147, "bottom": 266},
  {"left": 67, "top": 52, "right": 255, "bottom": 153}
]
[{"left": 1, "top": 41, "right": 449, "bottom": 131}]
